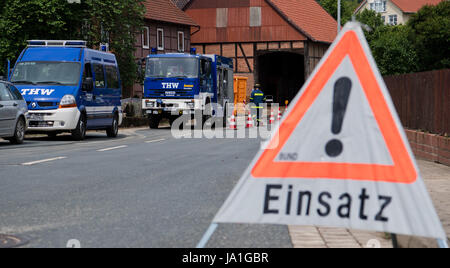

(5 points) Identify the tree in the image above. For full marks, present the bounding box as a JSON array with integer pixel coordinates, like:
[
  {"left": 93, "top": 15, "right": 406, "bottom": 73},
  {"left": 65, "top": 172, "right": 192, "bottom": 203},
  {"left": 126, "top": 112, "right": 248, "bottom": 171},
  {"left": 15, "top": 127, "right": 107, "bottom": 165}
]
[
  {"left": 317, "top": 0, "right": 361, "bottom": 25},
  {"left": 355, "top": 9, "right": 385, "bottom": 31},
  {"left": 0, "top": 0, "right": 82, "bottom": 76},
  {"left": 83, "top": 0, "right": 146, "bottom": 97},
  {"left": 0, "top": 0, "right": 145, "bottom": 96},
  {"left": 355, "top": 9, "right": 417, "bottom": 75},
  {"left": 370, "top": 25, "right": 418, "bottom": 75},
  {"left": 354, "top": 3, "right": 450, "bottom": 75},
  {"left": 355, "top": 9, "right": 385, "bottom": 43},
  {"left": 407, "top": 1, "right": 450, "bottom": 72}
]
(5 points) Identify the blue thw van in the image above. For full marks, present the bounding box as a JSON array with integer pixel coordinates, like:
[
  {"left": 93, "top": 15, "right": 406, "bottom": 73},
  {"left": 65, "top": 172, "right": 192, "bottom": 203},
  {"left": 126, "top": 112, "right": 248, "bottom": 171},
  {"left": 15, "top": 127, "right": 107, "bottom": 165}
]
[{"left": 9, "top": 40, "right": 123, "bottom": 140}]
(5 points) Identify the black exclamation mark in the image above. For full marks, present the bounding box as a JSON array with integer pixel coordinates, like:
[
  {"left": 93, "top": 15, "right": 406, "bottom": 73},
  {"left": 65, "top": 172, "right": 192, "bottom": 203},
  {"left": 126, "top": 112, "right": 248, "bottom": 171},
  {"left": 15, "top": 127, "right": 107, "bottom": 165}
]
[{"left": 325, "top": 77, "right": 352, "bottom": 157}]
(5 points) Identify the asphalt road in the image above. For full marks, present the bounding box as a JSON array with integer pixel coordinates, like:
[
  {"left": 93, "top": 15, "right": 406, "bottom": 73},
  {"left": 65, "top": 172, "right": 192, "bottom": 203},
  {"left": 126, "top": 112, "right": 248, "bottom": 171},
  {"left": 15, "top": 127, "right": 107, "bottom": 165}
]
[{"left": 0, "top": 126, "right": 292, "bottom": 248}]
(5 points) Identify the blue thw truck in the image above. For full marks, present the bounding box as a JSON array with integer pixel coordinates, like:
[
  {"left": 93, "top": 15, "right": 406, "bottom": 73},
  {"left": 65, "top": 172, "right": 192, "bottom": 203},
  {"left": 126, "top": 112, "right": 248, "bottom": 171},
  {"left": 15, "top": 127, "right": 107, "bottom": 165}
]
[
  {"left": 9, "top": 40, "right": 123, "bottom": 140},
  {"left": 142, "top": 52, "right": 234, "bottom": 128}
]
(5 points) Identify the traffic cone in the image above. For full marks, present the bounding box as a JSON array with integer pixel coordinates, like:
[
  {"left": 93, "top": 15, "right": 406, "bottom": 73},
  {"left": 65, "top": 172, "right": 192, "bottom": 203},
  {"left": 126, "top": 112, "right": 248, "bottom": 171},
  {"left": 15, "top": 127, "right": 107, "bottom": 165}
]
[
  {"left": 269, "top": 109, "right": 275, "bottom": 124},
  {"left": 277, "top": 107, "right": 282, "bottom": 121},
  {"left": 246, "top": 111, "right": 254, "bottom": 128},
  {"left": 229, "top": 114, "right": 238, "bottom": 130}
]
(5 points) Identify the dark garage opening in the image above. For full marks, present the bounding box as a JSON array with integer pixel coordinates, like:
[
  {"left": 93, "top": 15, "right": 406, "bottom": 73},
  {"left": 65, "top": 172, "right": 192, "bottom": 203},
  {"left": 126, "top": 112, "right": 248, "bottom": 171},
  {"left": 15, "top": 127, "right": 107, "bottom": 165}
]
[{"left": 257, "top": 52, "right": 305, "bottom": 104}]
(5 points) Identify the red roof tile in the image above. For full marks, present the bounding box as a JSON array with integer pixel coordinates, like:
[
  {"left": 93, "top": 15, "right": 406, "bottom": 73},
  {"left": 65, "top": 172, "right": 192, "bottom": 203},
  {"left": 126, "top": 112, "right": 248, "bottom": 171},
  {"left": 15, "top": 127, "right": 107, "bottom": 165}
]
[
  {"left": 144, "top": 0, "right": 198, "bottom": 26},
  {"left": 391, "top": 0, "right": 444, "bottom": 13},
  {"left": 267, "top": 0, "right": 338, "bottom": 43}
]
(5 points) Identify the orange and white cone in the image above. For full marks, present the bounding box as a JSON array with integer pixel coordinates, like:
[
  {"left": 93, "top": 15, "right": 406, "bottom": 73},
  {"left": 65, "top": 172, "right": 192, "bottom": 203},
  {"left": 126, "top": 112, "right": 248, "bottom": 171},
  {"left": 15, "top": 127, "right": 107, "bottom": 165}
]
[
  {"left": 277, "top": 107, "right": 282, "bottom": 121},
  {"left": 229, "top": 114, "right": 238, "bottom": 130},
  {"left": 246, "top": 111, "right": 254, "bottom": 128},
  {"left": 269, "top": 109, "right": 275, "bottom": 124}
]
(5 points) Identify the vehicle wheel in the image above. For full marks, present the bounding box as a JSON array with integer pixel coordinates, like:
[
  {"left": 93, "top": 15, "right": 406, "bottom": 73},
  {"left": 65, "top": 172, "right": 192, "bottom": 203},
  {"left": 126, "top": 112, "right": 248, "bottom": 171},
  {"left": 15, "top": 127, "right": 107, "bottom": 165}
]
[
  {"left": 169, "top": 116, "right": 176, "bottom": 127},
  {"left": 106, "top": 114, "right": 119, "bottom": 138},
  {"left": 169, "top": 116, "right": 177, "bottom": 128},
  {"left": 72, "top": 113, "right": 86, "bottom": 141},
  {"left": 170, "top": 115, "right": 186, "bottom": 130},
  {"left": 8, "top": 118, "right": 25, "bottom": 144},
  {"left": 149, "top": 115, "right": 160, "bottom": 129}
]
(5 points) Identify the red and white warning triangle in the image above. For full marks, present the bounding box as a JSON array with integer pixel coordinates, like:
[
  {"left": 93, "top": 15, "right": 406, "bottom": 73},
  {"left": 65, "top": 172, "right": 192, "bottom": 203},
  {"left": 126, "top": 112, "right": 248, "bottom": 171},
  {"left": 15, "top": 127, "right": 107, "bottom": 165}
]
[{"left": 213, "top": 22, "right": 446, "bottom": 240}]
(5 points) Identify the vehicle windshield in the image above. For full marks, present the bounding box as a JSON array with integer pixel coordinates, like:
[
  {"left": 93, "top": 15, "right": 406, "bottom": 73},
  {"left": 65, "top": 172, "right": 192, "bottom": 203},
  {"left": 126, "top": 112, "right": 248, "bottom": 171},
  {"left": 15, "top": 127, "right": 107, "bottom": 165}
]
[
  {"left": 11, "top": 61, "right": 81, "bottom": 86},
  {"left": 146, "top": 58, "right": 198, "bottom": 79}
]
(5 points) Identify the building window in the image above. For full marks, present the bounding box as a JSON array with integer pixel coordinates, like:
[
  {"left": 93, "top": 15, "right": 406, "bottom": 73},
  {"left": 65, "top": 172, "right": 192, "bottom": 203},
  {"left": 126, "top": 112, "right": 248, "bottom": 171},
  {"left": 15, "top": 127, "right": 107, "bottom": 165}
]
[
  {"left": 216, "top": 8, "right": 228, "bottom": 28},
  {"left": 370, "top": 0, "right": 387, "bottom": 13},
  {"left": 250, "top": 7, "right": 262, "bottom": 27},
  {"left": 157, "top": 28, "right": 164, "bottom": 51},
  {"left": 178, "top": 31, "right": 185, "bottom": 52},
  {"left": 389, "top": 15, "right": 398, "bottom": 25},
  {"left": 142, "top": 27, "right": 149, "bottom": 49},
  {"left": 381, "top": 16, "right": 385, "bottom": 23}
]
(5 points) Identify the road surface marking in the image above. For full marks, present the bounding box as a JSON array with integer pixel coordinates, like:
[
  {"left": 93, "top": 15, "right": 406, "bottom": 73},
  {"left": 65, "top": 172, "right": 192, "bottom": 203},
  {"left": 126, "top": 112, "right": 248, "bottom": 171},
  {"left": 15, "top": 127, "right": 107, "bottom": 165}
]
[
  {"left": 145, "top": 139, "right": 166, "bottom": 143},
  {"left": 22, "top": 157, "right": 67, "bottom": 166},
  {"left": 97, "top": 145, "right": 128, "bottom": 152}
]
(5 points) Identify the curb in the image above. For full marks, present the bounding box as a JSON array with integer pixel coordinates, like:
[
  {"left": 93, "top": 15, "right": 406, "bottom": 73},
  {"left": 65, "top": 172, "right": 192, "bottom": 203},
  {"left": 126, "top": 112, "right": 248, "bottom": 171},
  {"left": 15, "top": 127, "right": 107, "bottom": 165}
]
[
  {"left": 121, "top": 117, "right": 148, "bottom": 128},
  {"left": 397, "top": 235, "right": 449, "bottom": 248}
]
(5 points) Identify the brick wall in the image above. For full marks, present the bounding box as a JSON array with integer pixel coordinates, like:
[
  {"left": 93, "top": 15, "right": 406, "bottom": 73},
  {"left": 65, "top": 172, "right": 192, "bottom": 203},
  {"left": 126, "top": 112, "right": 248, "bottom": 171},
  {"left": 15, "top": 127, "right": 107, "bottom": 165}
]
[{"left": 406, "top": 129, "right": 450, "bottom": 166}]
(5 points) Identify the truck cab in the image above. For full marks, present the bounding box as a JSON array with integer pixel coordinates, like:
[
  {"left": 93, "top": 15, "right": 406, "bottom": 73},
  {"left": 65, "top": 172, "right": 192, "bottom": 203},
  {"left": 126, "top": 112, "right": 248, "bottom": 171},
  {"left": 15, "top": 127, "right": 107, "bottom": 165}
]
[
  {"left": 9, "top": 40, "right": 123, "bottom": 140},
  {"left": 142, "top": 52, "right": 233, "bottom": 129}
]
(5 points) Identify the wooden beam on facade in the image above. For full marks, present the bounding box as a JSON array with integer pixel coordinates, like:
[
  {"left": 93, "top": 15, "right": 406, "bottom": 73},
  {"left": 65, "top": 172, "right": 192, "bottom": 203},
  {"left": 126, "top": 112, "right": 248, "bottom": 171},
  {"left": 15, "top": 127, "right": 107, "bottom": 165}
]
[
  {"left": 304, "top": 40, "right": 309, "bottom": 79},
  {"left": 238, "top": 43, "right": 253, "bottom": 73}
]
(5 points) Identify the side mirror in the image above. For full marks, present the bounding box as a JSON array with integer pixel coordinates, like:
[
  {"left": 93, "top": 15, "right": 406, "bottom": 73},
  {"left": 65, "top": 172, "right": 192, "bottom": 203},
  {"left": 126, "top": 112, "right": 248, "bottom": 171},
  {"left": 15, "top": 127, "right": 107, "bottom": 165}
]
[{"left": 82, "top": 77, "right": 94, "bottom": 92}]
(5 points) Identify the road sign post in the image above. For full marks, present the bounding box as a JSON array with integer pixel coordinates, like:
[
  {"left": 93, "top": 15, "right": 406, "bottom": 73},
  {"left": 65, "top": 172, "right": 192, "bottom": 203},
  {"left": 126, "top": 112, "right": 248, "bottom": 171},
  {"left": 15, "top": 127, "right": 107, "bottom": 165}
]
[
  {"left": 196, "top": 223, "right": 218, "bottom": 248},
  {"left": 338, "top": 0, "right": 341, "bottom": 32}
]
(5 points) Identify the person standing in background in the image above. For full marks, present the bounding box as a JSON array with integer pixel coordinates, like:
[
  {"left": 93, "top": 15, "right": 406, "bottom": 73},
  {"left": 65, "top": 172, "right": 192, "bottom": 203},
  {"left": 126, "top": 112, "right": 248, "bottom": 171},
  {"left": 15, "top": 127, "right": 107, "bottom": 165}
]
[{"left": 250, "top": 84, "right": 266, "bottom": 127}]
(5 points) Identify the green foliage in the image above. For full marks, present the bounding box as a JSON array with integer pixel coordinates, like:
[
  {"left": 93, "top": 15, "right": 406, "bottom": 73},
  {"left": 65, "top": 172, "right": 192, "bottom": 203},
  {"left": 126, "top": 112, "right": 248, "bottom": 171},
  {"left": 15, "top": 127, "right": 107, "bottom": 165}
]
[
  {"left": 354, "top": 9, "right": 418, "bottom": 76},
  {"left": 0, "top": 0, "right": 82, "bottom": 76},
  {"left": 355, "top": 4, "right": 449, "bottom": 76},
  {"left": 355, "top": 9, "right": 385, "bottom": 32},
  {"left": 83, "top": 0, "right": 145, "bottom": 95},
  {"left": 355, "top": 9, "right": 385, "bottom": 43},
  {"left": 370, "top": 25, "right": 418, "bottom": 75},
  {"left": 0, "top": 0, "right": 145, "bottom": 96},
  {"left": 407, "top": 1, "right": 450, "bottom": 72},
  {"left": 318, "top": 0, "right": 360, "bottom": 25}
]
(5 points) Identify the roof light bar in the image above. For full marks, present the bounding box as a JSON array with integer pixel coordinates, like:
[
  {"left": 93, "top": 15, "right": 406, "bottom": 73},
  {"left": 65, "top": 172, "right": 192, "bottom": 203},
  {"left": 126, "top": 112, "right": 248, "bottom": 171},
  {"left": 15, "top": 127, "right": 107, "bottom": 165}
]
[{"left": 27, "top": 40, "right": 87, "bottom": 48}]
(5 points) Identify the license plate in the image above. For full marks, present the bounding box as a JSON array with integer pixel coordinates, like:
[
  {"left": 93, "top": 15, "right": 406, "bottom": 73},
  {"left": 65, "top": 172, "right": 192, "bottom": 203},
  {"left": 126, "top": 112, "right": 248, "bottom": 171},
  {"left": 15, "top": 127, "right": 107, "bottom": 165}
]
[
  {"left": 30, "top": 114, "right": 44, "bottom": 121},
  {"left": 165, "top": 91, "right": 176, "bottom": 96}
]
